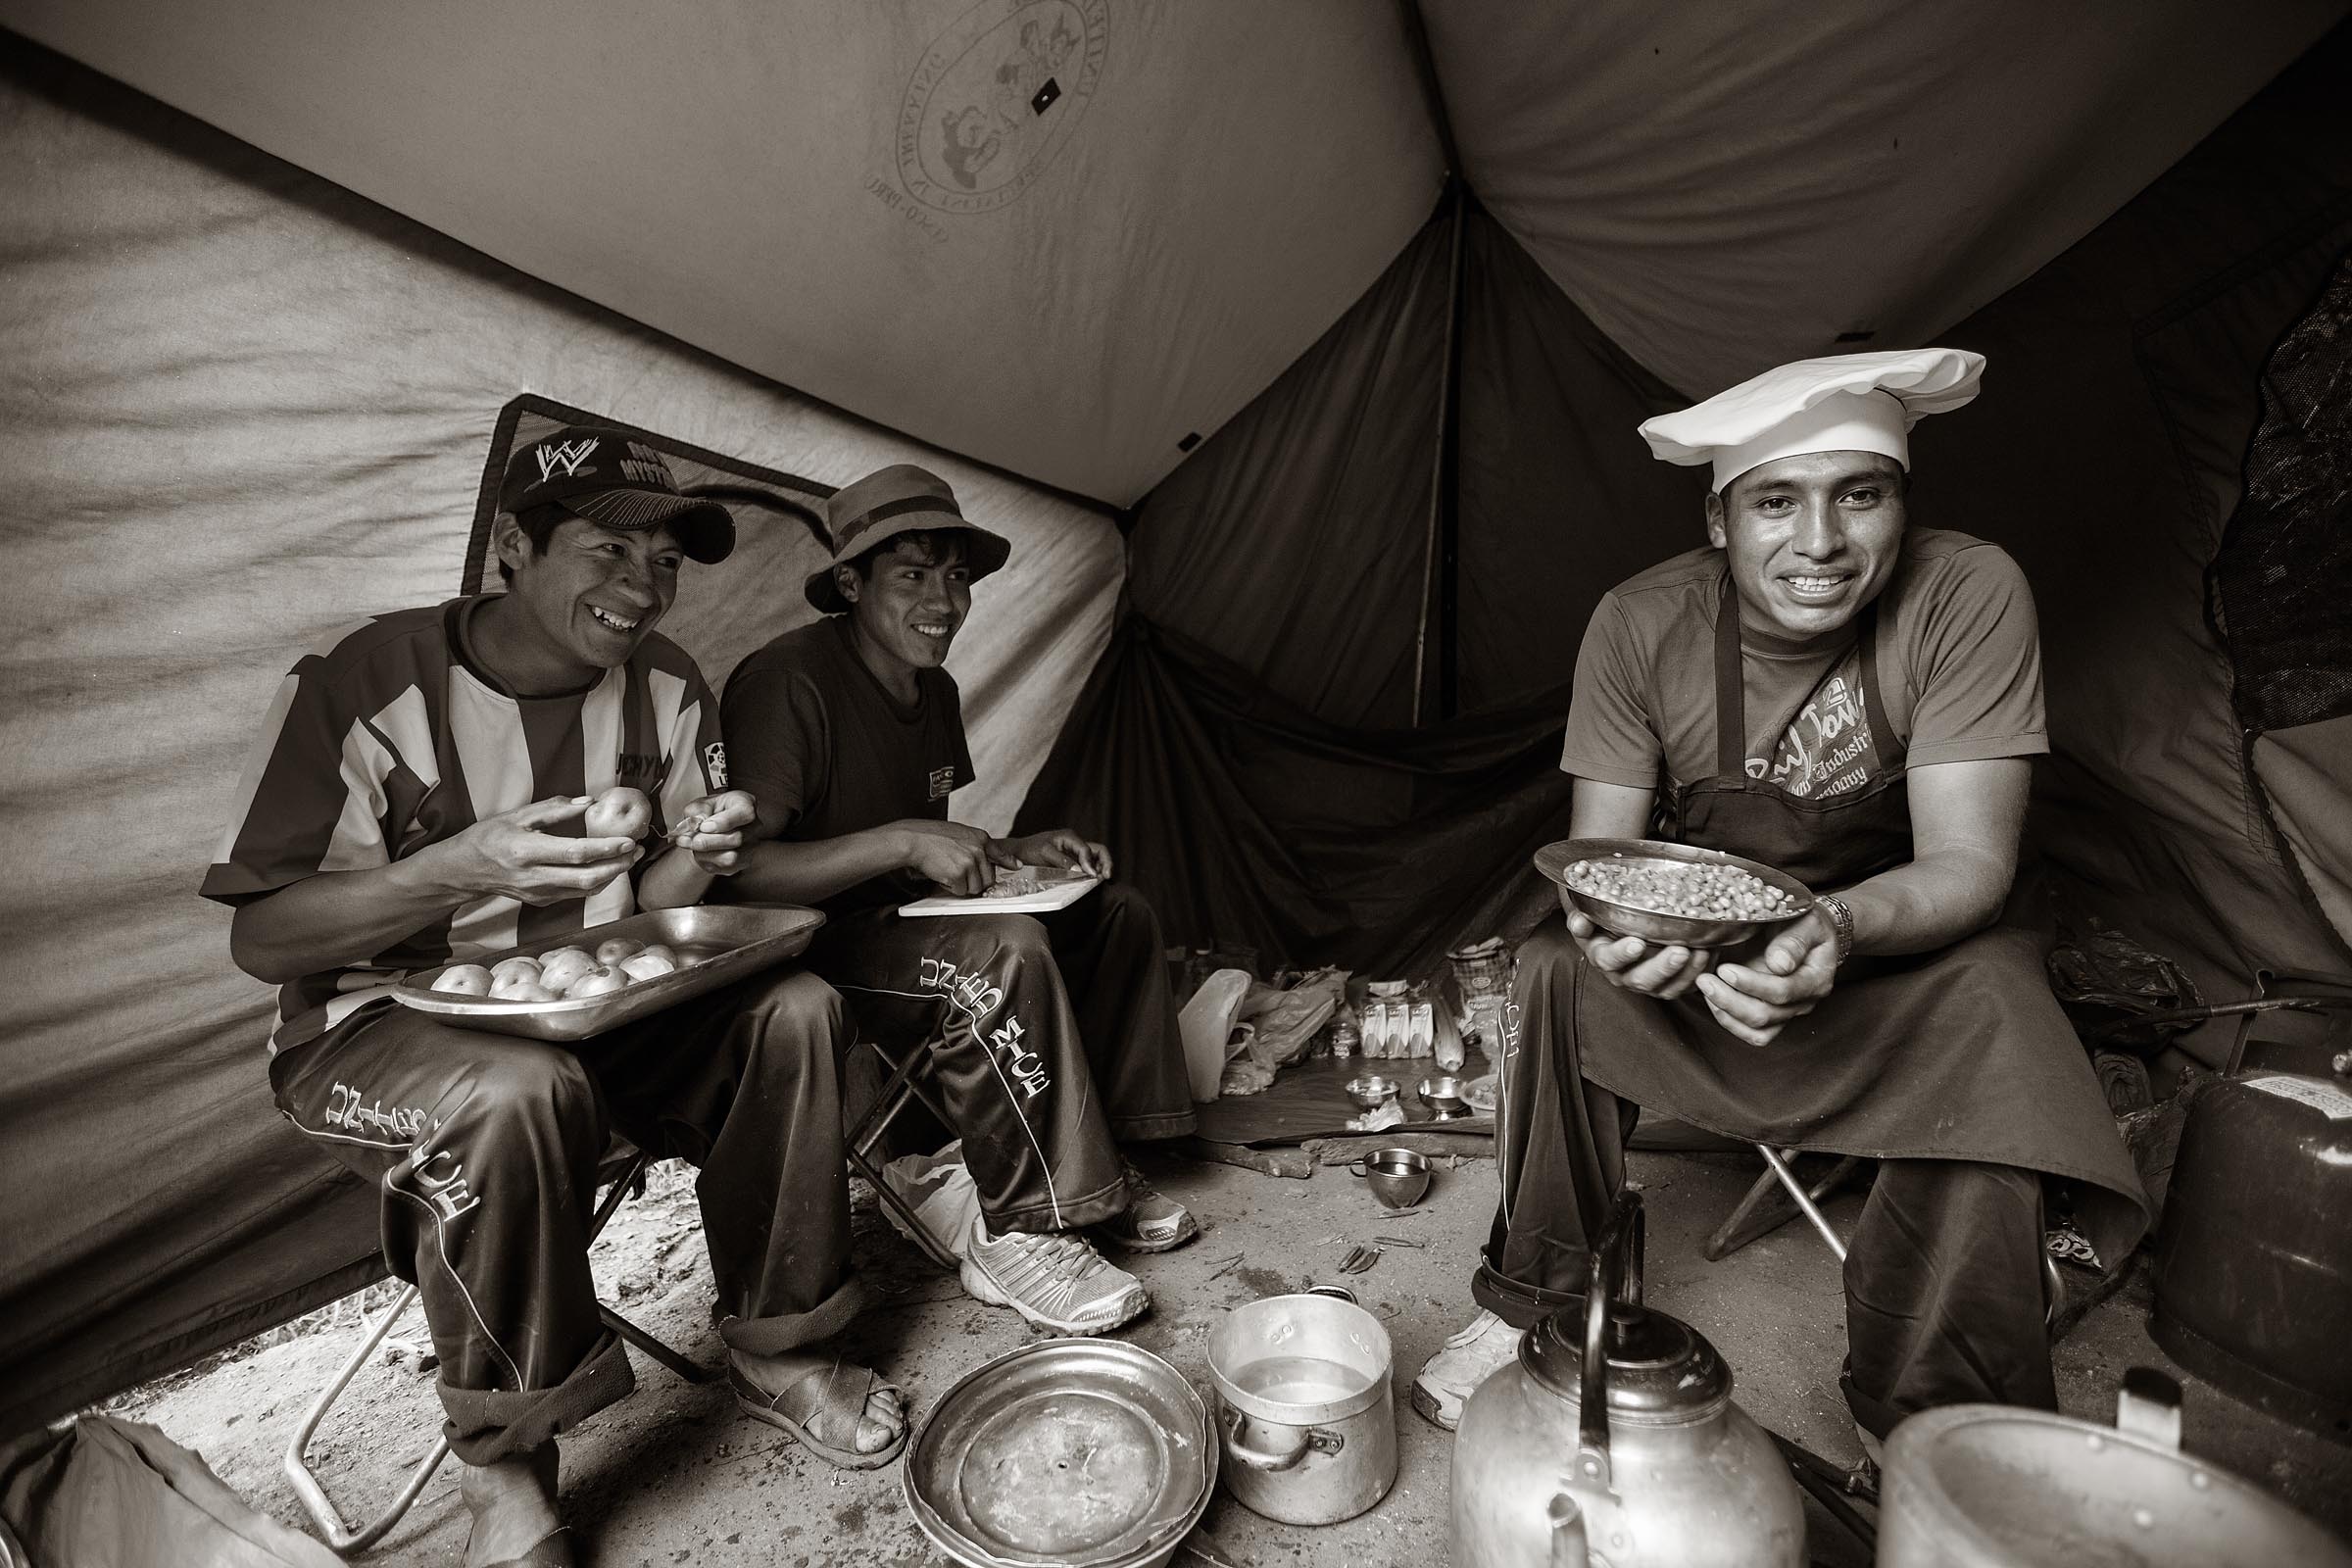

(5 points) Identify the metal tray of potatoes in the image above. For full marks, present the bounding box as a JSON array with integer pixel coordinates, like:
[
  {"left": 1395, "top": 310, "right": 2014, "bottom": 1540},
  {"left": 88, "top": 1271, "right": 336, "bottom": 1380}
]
[{"left": 391, "top": 905, "right": 824, "bottom": 1041}]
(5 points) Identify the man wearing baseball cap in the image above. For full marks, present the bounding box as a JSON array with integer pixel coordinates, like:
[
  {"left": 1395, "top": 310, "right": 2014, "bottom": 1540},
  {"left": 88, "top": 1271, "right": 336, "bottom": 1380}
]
[
  {"left": 204, "top": 426, "right": 906, "bottom": 1568},
  {"left": 1410, "top": 353, "right": 2145, "bottom": 1456},
  {"left": 719, "top": 463, "right": 1200, "bottom": 1338}
]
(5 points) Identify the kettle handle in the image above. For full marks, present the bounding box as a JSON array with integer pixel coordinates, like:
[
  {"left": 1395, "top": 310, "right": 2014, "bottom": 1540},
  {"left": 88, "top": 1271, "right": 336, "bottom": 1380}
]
[{"left": 1575, "top": 1191, "right": 1646, "bottom": 1488}]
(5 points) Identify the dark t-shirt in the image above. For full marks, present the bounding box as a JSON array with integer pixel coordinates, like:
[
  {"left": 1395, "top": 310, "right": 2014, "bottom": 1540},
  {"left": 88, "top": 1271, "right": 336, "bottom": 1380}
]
[
  {"left": 719, "top": 616, "right": 975, "bottom": 915},
  {"left": 1560, "top": 528, "right": 2047, "bottom": 800}
]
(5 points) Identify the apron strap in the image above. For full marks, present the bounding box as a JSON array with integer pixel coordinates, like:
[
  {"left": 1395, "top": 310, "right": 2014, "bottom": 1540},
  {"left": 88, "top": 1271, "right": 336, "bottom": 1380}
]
[
  {"left": 1713, "top": 573, "right": 1745, "bottom": 778},
  {"left": 1856, "top": 599, "right": 1905, "bottom": 772}
]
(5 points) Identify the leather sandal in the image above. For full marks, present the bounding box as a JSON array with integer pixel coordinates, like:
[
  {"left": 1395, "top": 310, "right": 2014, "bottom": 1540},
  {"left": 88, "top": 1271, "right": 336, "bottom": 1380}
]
[{"left": 728, "top": 1352, "right": 909, "bottom": 1470}]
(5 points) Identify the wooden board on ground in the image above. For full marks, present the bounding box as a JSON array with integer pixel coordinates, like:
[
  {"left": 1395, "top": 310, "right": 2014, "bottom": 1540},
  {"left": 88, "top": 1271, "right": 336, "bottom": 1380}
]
[{"left": 1186, "top": 1054, "right": 1494, "bottom": 1147}]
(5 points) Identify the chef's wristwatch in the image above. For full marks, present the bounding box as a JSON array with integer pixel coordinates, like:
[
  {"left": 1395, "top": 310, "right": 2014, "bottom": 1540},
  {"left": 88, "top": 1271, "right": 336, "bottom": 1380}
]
[{"left": 1818, "top": 895, "right": 1855, "bottom": 965}]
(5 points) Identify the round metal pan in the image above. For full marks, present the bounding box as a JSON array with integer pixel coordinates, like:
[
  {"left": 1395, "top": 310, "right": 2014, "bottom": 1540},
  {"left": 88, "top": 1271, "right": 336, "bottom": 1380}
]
[{"left": 906, "top": 1338, "right": 1216, "bottom": 1568}]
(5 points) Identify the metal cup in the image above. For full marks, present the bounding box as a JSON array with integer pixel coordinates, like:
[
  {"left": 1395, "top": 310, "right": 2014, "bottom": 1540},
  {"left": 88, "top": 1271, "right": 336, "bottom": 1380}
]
[{"left": 1351, "top": 1147, "right": 1432, "bottom": 1207}]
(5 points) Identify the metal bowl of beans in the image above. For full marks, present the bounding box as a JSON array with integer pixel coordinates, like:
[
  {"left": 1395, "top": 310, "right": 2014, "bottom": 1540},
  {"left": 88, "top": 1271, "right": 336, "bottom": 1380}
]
[{"left": 1534, "top": 838, "right": 1815, "bottom": 950}]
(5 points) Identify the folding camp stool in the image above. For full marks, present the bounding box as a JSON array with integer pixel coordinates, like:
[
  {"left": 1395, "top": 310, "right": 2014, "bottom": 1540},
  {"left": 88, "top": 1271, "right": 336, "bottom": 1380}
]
[
  {"left": 283, "top": 1143, "right": 717, "bottom": 1556},
  {"left": 842, "top": 1034, "right": 962, "bottom": 1269},
  {"left": 1705, "top": 1143, "right": 2064, "bottom": 1324}
]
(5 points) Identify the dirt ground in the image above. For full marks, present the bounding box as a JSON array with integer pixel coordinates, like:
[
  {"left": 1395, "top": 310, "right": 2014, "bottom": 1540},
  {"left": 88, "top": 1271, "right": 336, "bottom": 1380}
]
[{"left": 110, "top": 1143, "right": 2350, "bottom": 1567}]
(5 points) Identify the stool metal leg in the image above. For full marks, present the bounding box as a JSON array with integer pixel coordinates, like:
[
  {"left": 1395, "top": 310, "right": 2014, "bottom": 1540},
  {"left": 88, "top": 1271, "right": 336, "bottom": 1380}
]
[
  {"left": 1757, "top": 1146, "right": 1850, "bottom": 1262},
  {"left": 846, "top": 1039, "right": 962, "bottom": 1269},
  {"left": 1707, "top": 1151, "right": 1860, "bottom": 1261},
  {"left": 282, "top": 1285, "right": 448, "bottom": 1555},
  {"left": 286, "top": 1150, "right": 705, "bottom": 1554}
]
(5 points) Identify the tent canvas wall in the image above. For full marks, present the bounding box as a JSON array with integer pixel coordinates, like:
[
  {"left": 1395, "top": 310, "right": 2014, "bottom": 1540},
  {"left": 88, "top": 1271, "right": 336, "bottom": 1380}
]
[{"left": 4, "top": 1, "right": 2349, "bottom": 1436}]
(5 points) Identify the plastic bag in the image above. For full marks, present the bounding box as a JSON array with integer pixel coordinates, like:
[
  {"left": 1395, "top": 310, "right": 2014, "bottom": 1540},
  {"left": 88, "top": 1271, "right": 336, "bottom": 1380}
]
[
  {"left": 1239, "top": 967, "right": 1346, "bottom": 1068},
  {"left": 878, "top": 1139, "right": 981, "bottom": 1259},
  {"left": 1179, "top": 968, "right": 1253, "bottom": 1101},
  {"left": 2045, "top": 910, "right": 2203, "bottom": 1053}
]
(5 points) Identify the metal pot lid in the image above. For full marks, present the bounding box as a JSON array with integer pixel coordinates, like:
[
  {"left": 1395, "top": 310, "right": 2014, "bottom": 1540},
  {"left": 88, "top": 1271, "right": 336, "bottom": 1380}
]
[
  {"left": 1522, "top": 1297, "right": 1733, "bottom": 1424},
  {"left": 906, "top": 1337, "right": 1217, "bottom": 1568}
]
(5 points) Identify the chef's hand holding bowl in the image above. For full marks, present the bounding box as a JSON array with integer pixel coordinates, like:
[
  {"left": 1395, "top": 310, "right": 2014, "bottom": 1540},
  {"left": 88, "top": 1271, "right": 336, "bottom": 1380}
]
[
  {"left": 1566, "top": 909, "right": 1719, "bottom": 1004},
  {"left": 668, "top": 789, "right": 758, "bottom": 876},
  {"left": 1696, "top": 906, "right": 1840, "bottom": 1048}
]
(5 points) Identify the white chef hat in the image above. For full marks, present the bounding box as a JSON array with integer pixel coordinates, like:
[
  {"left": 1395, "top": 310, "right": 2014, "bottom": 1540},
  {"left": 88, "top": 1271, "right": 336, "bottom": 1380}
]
[{"left": 1639, "top": 348, "right": 1986, "bottom": 491}]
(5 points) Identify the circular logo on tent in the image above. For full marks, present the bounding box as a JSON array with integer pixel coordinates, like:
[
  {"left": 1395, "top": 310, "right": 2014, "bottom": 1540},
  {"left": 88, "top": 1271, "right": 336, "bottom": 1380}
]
[{"left": 898, "top": 0, "right": 1107, "bottom": 214}]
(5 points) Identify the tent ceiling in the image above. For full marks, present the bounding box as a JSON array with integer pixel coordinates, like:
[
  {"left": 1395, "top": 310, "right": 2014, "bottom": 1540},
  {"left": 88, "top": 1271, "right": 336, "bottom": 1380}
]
[
  {"left": 0, "top": 0, "right": 1441, "bottom": 507},
  {"left": 1425, "top": 0, "right": 2348, "bottom": 398},
  {"left": 11, "top": 2, "right": 2340, "bottom": 501}
]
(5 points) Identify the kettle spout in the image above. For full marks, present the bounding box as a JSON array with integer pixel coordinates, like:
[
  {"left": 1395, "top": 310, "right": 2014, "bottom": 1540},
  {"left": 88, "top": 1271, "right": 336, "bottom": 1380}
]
[{"left": 1545, "top": 1493, "right": 1589, "bottom": 1568}]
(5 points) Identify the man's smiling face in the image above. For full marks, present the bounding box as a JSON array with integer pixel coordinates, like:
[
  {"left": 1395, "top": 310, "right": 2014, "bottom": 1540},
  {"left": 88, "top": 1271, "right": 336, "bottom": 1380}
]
[
  {"left": 840, "top": 532, "right": 972, "bottom": 677},
  {"left": 1706, "top": 450, "right": 1907, "bottom": 640},
  {"left": 498, "top": 513, "right": 681, "bottom": 677}
]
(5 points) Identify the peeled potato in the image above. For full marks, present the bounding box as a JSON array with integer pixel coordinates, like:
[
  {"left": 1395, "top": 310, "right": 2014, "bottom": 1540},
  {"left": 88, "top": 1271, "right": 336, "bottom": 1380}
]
[
  {"left": 488, "top": 956, "right": 542, "bottom": 987},
  {"left": 565, "top": 965, "right": 629, "bottom": 999},
  {"left": 620, "top": 953, "right": 677, "bottom": 983},
  {"left": 595, "top": 936, "right": 643, "bottom": 966},
  {"left": 493, "top": 979, "right": 560, "bottom": 1003},
  {"left": 537, "top": 948, "right": 596, "bottom": 994},
  {"left": 636, "top": 943, "right": 679, "bottom": 966},
  {"left": 434, "top": 964, "right": 494, "bottom": 996}
]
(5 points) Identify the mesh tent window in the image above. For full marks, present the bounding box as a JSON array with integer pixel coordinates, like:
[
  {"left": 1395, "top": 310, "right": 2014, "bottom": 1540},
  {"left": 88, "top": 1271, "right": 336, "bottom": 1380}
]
[{"left": 468, "top": 396, "right": 840, "bottom": 691}]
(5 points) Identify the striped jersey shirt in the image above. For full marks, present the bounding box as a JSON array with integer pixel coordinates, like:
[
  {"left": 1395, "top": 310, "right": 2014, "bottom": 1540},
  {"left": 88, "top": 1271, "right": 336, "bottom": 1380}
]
[{"left": 202, "top": 598, "right": 724, "bottom": 1052}]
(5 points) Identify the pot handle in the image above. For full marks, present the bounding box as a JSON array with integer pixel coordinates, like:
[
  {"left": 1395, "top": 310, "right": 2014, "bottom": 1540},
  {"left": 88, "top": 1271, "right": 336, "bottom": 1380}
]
[
  {"left": 1304, "top": 1284, "right": 1359, "bottom": 1302},
  {"left": 1220, "top": 1402, "right": 1344, "bottom": 1471},
  {"left": 2114, "top": 1366, "right": 2183, "bottom": 1451},
  {"left": 1575, "top": 1191, "right": 1646, "bottom": 1489}
]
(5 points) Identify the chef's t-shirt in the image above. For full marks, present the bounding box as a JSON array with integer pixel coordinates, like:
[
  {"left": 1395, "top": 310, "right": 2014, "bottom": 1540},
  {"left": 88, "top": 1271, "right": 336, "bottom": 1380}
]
[
  {"left": 719, "top": 615, "right": 975, "bottom": 915},
  {"left": 1559, "top": 528, "right": 2047, "bottom": 800}
]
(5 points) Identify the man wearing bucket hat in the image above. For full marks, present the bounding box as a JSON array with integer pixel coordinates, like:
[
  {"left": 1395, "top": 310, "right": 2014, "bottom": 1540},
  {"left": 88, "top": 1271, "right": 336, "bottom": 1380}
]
[
  {"left": 719, "top": 463, "right": 1200, "bottom": 1336},
  {"left": 1410, "top": 353, "right": 2146, "bottom": 1455},
  {"left": 205, "top": 426, "right": 908, "bottom": 1568}
]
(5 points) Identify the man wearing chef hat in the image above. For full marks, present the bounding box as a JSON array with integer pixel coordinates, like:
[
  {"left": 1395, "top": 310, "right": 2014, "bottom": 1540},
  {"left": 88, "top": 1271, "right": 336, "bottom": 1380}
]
[{"left": 1414, "top": 350, "right": 2147, "bottom": 1456}]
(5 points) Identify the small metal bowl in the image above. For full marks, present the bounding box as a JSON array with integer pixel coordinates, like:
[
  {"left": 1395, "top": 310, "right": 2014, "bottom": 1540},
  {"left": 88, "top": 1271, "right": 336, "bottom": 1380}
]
[
  {"left": 1533, "top": 837, "right": 1814, "bottom": 951},
  {"left": 1417, "top": 1074, "right": 1470, "bottom": 1120},
  {"left": 1351, "top": 1147, "right": 1432, "bottom": 1208},
  {"left": 1344, "top": 1074, "right": 1400, "bottom": 1112}
]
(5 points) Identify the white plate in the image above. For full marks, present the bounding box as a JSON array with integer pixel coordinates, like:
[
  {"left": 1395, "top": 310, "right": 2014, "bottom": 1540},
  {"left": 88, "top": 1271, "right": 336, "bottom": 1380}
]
[{"left": 899, "top": 872, "right": 1101, "bottom": 918}]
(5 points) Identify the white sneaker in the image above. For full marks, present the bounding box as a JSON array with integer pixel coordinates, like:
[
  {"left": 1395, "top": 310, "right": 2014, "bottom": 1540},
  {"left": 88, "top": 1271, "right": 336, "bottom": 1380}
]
[
  {"left": 1091, "top": 1160, "right": 1200, "bottom": 1253},
  {"left": 1410, "top": 1309, "right": 1525, "bottom": 1431},
  {"left": 959, "top": 1215, "right": 1150, "bottom": 1334}
]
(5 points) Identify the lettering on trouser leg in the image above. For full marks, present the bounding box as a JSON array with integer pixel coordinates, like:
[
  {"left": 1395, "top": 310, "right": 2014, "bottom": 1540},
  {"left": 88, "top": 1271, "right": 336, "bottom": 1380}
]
[
  {"left": 988, "top": 1015, "right": 1050, "bottom": 1099},
  {"left": 321, "top": 1081, "right": 430, "bottom": 1141},
  {"left": 919, "top": 956, "right": 1004, "bottom": 1028},
  {"left": 410, "top": 1147, "right": 482, "bottom": 1223}
]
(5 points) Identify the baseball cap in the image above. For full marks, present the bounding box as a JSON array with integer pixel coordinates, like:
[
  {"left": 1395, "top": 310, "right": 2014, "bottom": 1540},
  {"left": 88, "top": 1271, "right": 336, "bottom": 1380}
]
[
  {"left": 804, "top": 464, "right": 1011, "bottom": 612},
  {"left": 500, "top": 425, "right": 736, "bottom": 564}
]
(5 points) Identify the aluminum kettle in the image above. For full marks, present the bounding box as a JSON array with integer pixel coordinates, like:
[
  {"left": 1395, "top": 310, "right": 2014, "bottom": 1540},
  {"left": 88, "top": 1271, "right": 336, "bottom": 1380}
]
[{"left": 1449, "top": 1193, "right": 1805, "bottom": 1568}]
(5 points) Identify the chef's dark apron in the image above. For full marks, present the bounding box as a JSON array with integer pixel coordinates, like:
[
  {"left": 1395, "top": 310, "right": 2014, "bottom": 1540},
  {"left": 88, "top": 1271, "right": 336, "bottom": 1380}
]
[{"left": 1475, "top": 576, "right": 2147, "bottom": 1435}]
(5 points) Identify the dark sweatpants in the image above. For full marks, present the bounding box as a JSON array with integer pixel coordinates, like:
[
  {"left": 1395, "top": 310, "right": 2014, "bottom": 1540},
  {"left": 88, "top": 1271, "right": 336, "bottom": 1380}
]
[
  {"left": 1472, "top": 923, "right": 2055, "bottom": 1438},
  {"left": 810, "top": 880, "right": 1195, "bottom": 1235},
  {"left": 270, "top": 968, "right": 860, "bottom": 1465}
]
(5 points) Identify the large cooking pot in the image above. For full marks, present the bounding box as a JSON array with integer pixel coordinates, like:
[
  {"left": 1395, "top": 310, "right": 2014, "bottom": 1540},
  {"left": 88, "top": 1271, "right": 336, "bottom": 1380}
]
[
  {"left": 2150, "top": 1058, "right": 2352, "bottom": 1437},
  {"left": 1206, "top": 1285, "right": 1396, "bottom": 1526},
  {"left": 1878, "top": 1368, "right": 2352, "bottom": 1567},
  {"left": 1451, "top": 1192, "right": 1805, "bottom": 1568}
]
